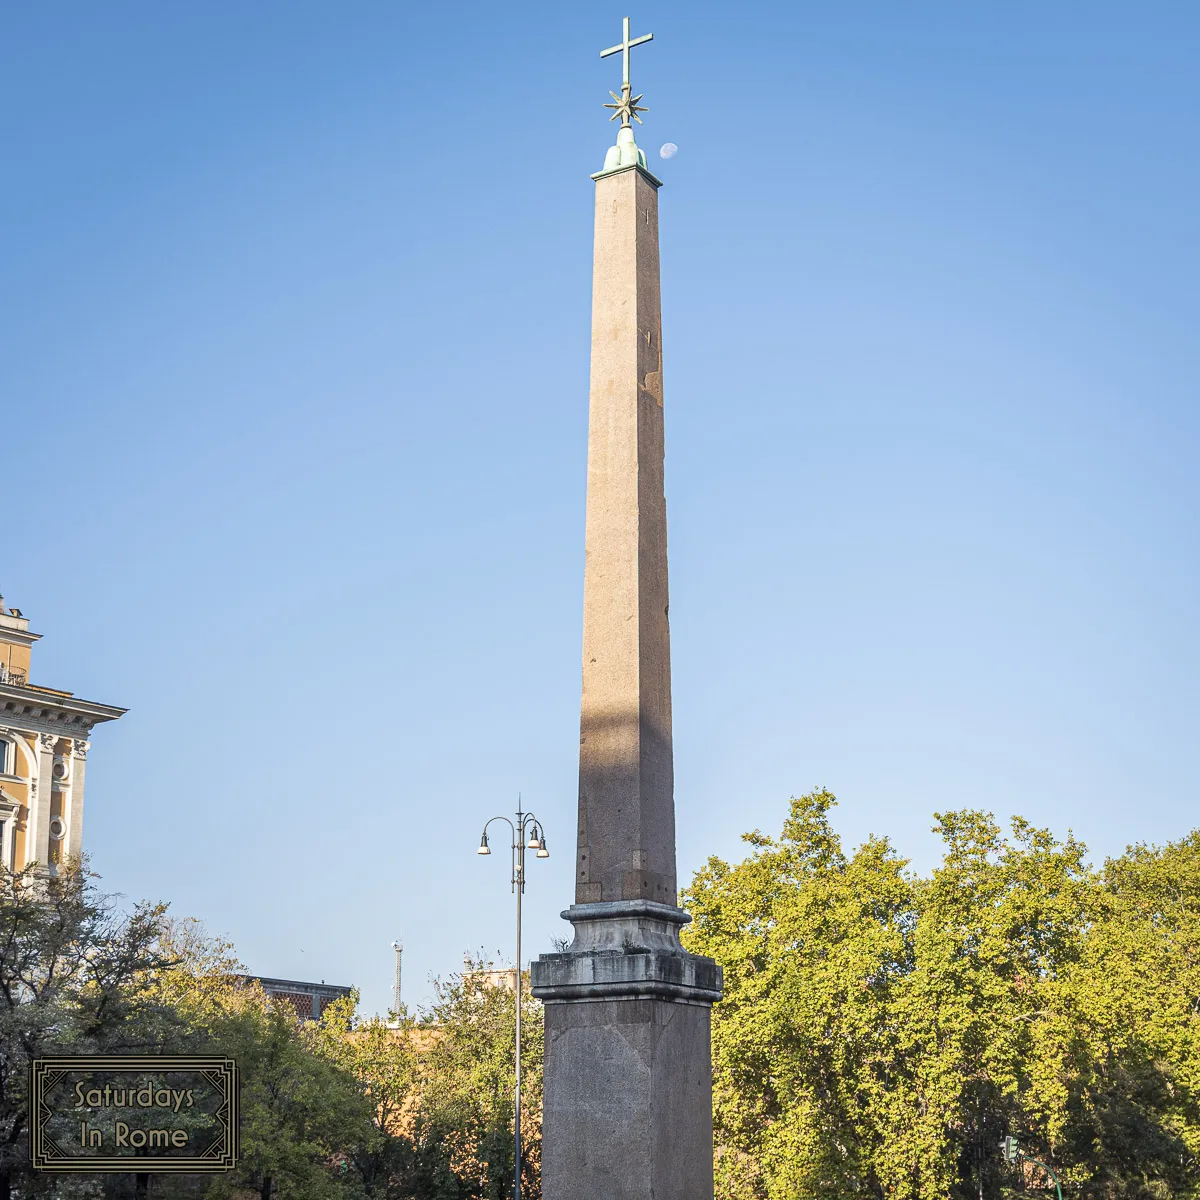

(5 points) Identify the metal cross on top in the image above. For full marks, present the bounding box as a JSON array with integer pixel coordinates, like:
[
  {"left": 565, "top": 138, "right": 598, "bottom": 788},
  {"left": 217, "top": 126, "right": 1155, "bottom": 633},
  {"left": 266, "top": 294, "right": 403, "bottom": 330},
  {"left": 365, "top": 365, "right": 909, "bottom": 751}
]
[{"left": 600, "top": 16, "right": 654, "bottom": 127}]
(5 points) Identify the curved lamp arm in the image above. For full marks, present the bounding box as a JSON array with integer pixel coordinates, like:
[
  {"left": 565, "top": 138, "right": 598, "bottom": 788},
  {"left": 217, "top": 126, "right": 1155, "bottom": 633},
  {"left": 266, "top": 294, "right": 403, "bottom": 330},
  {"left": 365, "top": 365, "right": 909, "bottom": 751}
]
[
  {"left": 477, "top": 815, "right": 516, "bottom": 855},
  {"left": 518, "top": 814, "right": 550, "bottom": 857}
]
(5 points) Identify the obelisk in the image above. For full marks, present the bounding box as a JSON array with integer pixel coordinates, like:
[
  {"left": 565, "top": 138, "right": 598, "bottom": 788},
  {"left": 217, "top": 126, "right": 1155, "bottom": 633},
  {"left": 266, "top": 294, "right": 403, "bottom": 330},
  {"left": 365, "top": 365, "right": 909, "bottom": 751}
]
[{"left": 531, "top": 19, "right": 722, "bottom": 1200}]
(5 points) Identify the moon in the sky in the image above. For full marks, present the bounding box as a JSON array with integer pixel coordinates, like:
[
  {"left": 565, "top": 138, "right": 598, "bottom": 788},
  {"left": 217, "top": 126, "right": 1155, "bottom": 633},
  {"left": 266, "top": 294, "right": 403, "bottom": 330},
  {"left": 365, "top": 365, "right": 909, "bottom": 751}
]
[{"left": 659, "top": 143, "right": 678, "bottom": 160}]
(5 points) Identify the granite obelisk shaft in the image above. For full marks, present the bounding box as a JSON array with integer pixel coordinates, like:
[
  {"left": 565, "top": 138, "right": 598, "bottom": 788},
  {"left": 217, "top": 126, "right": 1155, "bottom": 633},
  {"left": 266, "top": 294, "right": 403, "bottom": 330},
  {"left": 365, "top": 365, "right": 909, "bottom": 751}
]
[{"left": 576, "top": 163, "right": 676, "bottom": 908}]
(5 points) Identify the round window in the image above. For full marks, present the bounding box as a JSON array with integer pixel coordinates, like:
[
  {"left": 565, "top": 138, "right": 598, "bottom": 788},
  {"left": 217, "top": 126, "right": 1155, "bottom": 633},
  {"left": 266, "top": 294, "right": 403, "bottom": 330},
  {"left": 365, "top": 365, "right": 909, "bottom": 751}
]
[{"left": 49, "top": 816, "right": 66, "bottom": 841}]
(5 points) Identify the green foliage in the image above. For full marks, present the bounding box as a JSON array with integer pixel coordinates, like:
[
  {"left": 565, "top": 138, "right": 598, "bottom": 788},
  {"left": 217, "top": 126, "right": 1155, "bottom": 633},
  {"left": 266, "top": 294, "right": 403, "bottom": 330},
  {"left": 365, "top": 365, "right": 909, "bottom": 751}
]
[
  {"left": 14, "top": 800, "right": 1195, "bottom": 1199},
  {"left": 150, "top": 922, "right": 373, "bottom": 1200},
  {"left": 0, "top": 870, "right": 375, "bottom": 1200},
  {"left": 0, "top": 860, "right": 180, "bottom": 1200},
  {"left": 1058, "top": 831, "right": 1200, "bottom": 1196},
  {"left": 412, "top": 956, "right": 544, "bottom": 1200},
  {"left": 308, "top": 997, "right": 427, "bottom": 1198},
  {"left": 682, "top": 790, "right": 1200, "bottom": 1200},
  {"left": 0, "top": 862, "right": 541, "bottom": 1200},
  {"left": 299, "top": 954, "right": 544, "bottom": 1200}
]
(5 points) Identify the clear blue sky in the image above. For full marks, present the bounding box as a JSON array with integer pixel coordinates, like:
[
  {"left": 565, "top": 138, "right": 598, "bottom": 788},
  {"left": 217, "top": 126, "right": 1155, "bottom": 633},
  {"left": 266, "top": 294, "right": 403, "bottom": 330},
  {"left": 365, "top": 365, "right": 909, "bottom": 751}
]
[{"left": 3, "top": 3, "right": 1197, "bottom": 1018}]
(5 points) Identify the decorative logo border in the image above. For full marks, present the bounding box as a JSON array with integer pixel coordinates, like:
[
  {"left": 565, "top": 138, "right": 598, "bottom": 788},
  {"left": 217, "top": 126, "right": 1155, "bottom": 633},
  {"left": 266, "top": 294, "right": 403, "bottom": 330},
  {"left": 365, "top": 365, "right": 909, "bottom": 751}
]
[{"left": 30, "top": 1056, "right": 239, "bottom": 1173}]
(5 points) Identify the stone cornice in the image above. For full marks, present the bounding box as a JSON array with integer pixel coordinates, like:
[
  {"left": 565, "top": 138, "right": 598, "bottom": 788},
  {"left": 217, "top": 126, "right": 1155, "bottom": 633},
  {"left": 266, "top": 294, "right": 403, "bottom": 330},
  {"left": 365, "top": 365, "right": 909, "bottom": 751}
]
[
  {"left": 530, "top": 945, "right": 723, "bottom": 1005},
  {"left": 590, "top": 161, "right": 663, "bottom": 188},
  {"left": 531, "top": 901, "right": 723, "bottom": 1006},
  {"left": 0, "top": 684, "right": 126, "bottom": 736},
  {"left": 0, "top": 627, "right": 40, "bottom": 649}
]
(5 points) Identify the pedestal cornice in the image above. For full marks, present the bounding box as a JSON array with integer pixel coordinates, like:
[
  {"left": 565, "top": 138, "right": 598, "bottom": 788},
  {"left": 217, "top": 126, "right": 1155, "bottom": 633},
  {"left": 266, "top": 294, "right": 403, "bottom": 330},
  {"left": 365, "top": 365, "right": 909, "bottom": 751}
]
[{"left": 531, "top": 900, "right": 723, "bottom": 1006}]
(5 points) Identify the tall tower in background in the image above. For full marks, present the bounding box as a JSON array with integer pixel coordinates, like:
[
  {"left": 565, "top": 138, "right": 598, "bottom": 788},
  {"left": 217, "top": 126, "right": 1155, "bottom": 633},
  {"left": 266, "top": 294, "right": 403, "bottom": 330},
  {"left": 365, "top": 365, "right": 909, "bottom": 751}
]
[
  {"left": 531, "top": 21, "right": 722, "bottom": 1199},
  {"left": 0, "top": 595, "right": 126, "bottom": 873},
  {"left": 391, "top": 940, "right": 404, "bottom": 1018}
]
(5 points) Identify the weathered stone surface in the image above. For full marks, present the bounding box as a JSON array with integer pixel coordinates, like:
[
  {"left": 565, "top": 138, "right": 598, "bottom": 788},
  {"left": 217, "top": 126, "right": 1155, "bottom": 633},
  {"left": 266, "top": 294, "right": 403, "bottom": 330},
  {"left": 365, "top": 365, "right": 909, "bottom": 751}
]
[
  {"left": 576, "top": 163, "right": 676, "bottom": 909},
  {"left": 539, "top": 995, "right": 715, "bottom": 1200},
  {"left": 532, "top": 901, "right": 722, "bottom": 1003}
]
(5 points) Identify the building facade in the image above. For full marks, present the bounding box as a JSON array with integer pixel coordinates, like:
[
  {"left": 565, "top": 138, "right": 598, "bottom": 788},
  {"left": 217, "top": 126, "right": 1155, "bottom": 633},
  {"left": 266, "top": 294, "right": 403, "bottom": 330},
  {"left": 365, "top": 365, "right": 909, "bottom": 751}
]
[
  {"left": 242, "top": 976, "right": 353, "bottom": 1022},
  {"left": 0, "top": 595, "right": 126, "bottom": 872}
]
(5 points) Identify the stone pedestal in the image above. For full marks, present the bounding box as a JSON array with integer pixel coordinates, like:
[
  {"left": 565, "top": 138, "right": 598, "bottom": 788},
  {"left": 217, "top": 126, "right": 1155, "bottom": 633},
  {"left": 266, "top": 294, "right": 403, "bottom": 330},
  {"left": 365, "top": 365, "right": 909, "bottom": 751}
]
[{"left": 532, "top": 902, "right": 722, "bottom": 1200}]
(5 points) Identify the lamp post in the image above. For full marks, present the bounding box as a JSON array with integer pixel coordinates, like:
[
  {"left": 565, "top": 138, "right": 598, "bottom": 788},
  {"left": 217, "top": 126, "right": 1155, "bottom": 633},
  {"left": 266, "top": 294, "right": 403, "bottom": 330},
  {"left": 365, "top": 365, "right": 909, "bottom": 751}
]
[
  {"left": 477, "top": 804, "right": 549, "bottom": 1200},
  {"left": 1001, "top": 1135, "right": 1063, "bottom": 1200}
]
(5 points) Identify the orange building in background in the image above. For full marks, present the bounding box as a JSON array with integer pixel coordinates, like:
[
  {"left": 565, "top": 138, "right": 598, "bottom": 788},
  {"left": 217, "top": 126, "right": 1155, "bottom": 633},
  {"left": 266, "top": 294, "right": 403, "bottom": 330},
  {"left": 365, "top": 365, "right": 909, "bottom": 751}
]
[{"left": 0, "top": 594, "right": 125, "bottom": 872}]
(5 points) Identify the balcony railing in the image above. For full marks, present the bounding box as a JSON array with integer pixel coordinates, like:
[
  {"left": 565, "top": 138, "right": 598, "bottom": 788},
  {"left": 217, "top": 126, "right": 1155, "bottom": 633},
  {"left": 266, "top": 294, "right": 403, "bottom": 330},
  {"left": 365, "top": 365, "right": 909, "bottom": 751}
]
[{"left": 0, "top": 668, "right": 27, "bottom": 686}]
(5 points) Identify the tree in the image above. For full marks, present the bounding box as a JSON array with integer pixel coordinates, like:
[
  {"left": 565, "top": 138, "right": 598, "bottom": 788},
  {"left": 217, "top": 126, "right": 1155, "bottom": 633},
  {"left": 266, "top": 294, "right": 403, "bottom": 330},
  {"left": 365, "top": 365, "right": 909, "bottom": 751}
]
[
  {"left": 682, "top": 790, "right": 1200, "bottom": 1199},
  {"left": 0, "top": 860, "right": 179, "bottom": 1200},
  {"left": 893, "top": 809, "right": 1093, "bottom": 1199},
  {"left": 151, "top": 919, "right": 373, "bottom": 1200},
  {"left": 307, "top": 997, "right": 450, "bottom": 1199},
  {"left": 308, "top": 955, "right": 546, "bottom": 1200},
  {"left": 683, "top": 789, "right": 915, "bottom": 1199},
  {"left": 1, "top": 863, "right": 551, "bottom": 1200},
  {"left": 411, "top": 957, "right": 544, "bottom": 1200},
  {"left": 1053, "top": 832, "right": 1200, "bottom": 1197}
]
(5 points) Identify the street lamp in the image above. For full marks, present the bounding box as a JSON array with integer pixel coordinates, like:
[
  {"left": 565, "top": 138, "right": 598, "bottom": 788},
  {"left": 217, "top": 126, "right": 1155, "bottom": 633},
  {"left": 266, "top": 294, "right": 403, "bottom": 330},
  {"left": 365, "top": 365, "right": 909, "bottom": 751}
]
[
  {"left": 1000, "top": 1135, "right": 1063, "bottom": 1200},
  {"left": 477, "top": 803, "right": 549, "bottom": 1200}
]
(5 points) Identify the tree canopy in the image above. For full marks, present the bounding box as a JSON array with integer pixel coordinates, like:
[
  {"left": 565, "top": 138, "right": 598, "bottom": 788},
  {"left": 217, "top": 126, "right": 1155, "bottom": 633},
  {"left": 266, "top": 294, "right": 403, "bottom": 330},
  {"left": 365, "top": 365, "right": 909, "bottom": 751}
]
[
  {"left": 5, "top": 799, "right": 1197, "bottom": 1199},
  {"left": 681, "top": 790, "right": 1200, "bottom": 1200},
  {"left": 0, "top": 863, "right": 541, "bottom": 1200}
]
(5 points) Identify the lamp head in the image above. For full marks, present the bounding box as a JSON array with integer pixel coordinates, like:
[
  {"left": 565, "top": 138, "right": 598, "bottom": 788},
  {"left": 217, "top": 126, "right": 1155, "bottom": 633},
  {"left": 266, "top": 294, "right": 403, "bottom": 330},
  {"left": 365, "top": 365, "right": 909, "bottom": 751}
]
[
  {"left": 536, "top": 836, "right": 549, "bottom": 859},
  {"left": 477, "top": 832, "right": 491, "bottom": 856}
]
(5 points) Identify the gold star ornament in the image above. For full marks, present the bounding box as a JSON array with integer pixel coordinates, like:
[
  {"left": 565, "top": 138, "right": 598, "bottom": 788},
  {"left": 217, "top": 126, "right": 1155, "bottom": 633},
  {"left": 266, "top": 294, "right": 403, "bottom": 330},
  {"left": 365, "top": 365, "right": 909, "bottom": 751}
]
[{"left": 604, "top": 86, "right": 648, "bottom": 125}]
